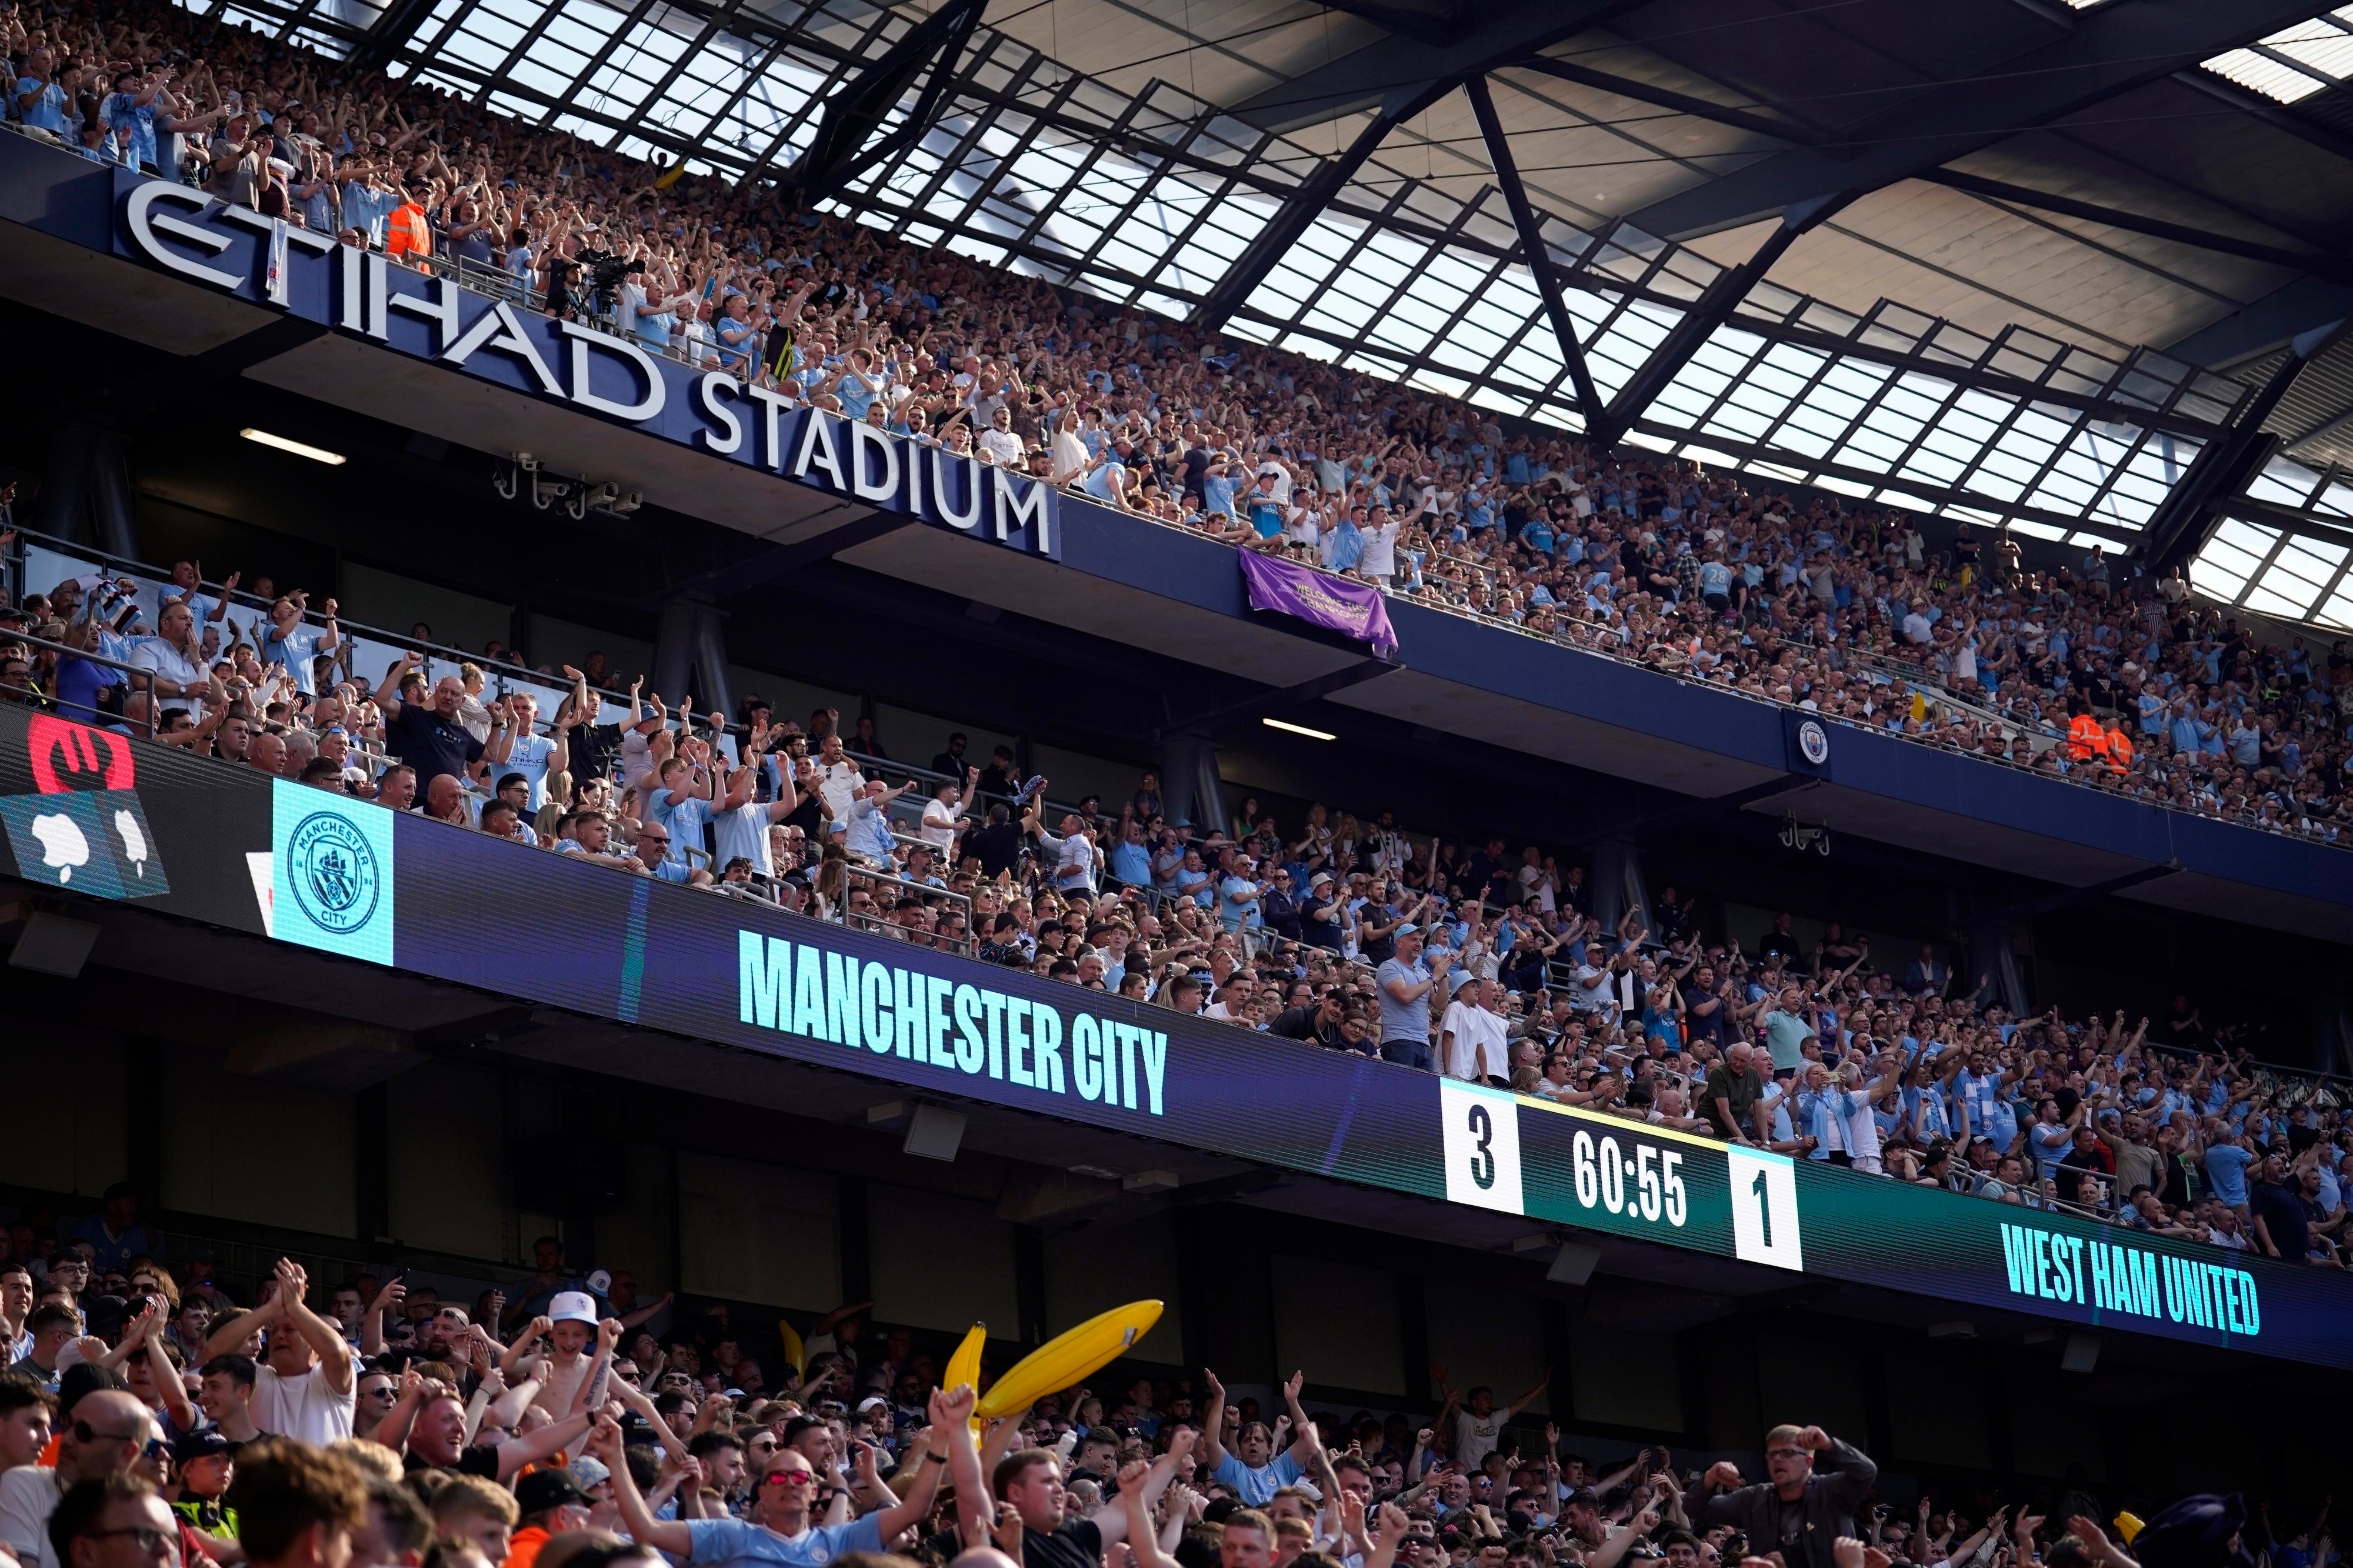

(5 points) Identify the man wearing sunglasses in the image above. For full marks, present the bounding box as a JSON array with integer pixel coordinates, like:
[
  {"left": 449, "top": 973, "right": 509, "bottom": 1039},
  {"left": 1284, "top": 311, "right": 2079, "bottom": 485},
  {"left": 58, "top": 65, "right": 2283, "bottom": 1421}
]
[
  {"left": 1695, "top": 1424, "right": 1876, "bottom": 1568},
  {"left": 46, "top": 1474, "right": 179, "bottom": 1568},
  {"left": 0, "top": 1389, "right": 157, "bottom": 1568}
]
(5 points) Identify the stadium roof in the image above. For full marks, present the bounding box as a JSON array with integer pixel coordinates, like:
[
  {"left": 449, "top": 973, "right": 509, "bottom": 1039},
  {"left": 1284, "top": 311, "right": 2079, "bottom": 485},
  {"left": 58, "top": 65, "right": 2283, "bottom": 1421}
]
[{"left": 201, "top": 0, "right": 2353, "bottom": 626}]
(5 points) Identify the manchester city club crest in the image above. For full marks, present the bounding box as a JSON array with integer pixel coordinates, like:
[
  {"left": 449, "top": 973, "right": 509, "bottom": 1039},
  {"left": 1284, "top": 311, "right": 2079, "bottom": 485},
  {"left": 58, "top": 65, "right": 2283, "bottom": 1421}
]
[{"left": 287, "top": 810, "right": 381, "bottom": 936}]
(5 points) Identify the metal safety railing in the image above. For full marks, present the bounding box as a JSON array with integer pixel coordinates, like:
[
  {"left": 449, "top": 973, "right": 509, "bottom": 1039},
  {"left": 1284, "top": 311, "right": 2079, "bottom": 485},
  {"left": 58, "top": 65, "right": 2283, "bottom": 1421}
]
[{"left": 0, "top": 626, "right": 171, "bottom": 738}]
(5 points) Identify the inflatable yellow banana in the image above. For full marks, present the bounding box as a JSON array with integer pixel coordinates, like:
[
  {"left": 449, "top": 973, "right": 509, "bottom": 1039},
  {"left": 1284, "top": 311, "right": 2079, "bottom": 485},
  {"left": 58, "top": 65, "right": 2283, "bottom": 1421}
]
[
  {"left": 973, "top": 1300, "right": 1162, "bottom": 1420},
  {"left": 944, "top": 1322, "right": 987, "bottom": 1432}
]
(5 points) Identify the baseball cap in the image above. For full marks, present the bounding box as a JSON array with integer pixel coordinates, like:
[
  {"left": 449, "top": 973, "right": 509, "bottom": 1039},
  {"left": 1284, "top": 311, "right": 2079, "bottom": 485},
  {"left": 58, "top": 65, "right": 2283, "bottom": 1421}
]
[
  {"left": 174, "top": 1429, "right": 231, "bottom": 1466},
  {"left": 1394, "top": 923, "right": 1419, "bottom": 938},
  {"left": 567, "top": 1455, "right": 611, "bottom": 1491},
  {"left": 548, "top": 1290, "right": 599, "bottom": 1325},
  {"left": 515, "top": 1469, "right": 586, "bottom": 1516},
  {"left": 857, "top": 1395, "right": 891, "bottom": 1414}
]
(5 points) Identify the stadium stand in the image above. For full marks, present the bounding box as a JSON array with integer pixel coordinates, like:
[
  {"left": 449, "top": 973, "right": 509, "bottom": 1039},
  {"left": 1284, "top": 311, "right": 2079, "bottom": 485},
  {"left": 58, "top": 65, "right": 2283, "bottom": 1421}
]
[
  {"left": 3, "top": 0, "right": 2349, "bottom": 848},
  {"left": 4, "top": 526, "right": 2350, "bottom": 1258},
  {"left": 5, "top": 5, "right": 2353, "bottom": 1568}
]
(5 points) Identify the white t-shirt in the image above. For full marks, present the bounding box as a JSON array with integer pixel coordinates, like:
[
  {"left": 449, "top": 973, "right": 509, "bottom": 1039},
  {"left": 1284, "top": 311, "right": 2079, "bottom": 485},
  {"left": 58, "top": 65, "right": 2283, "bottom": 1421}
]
[
  {"left": 1360, "top": 521, "right": 1401, "bottom": 578},
  {"left": 978, "top": 427, "right": 1024, "bottom": 466},
  {"left": 619, "top": 728, "right": 659, "bottom": 793},
  {"left": 1451, "top": 1407, "right": 1506, "bottom": 1473},
  {"left": 814, "top": 759, "right": 865, "bottom": 820},
  {"left": 254, "top": 1355, "right": 358, "bottom": 1446},
  {"left": 0, "top": 1466, "right": 64, "bottom": 1568},
  {"left": 919, "top": 796, "right": 964, "bottom": 849},
  {"left": 1438, "top": 998, "right": 1508, "bottom": 1082}
]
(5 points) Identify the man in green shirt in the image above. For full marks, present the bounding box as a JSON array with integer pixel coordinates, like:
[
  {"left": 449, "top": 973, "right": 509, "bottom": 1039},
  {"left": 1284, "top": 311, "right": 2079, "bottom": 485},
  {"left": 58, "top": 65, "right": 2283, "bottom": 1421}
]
[{"left": 1706, "top": 1042, "right": 1769, "bottom": 1143}]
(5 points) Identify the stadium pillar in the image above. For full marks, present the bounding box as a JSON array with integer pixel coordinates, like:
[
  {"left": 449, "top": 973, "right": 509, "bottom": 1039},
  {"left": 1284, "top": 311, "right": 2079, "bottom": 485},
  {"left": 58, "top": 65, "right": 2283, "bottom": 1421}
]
[
  {"left": 652, "top": 598, "right": 697, "bottom": 708},
  {"left": 1160, "top": 729, "right": 1226, "bottom": 835},
  {"left": 29, "top": 424, "right": 92, "bottom": 545},
  {"left": 1589, "top": 838, "right": 1650, "bottom": 940},
  {"left": 86, "top": 430, "right": 140, "bottom": 562},
  {"left": 652, "top": 595, "right": 734, "bottom": 722},
  {"left": 689, "top": 600, "right": 738, "bottom": 730},
  {"left": 32, "top": 423, "right": 141, "bottom": 560},
  {"left": 1966, "top": 915, "right": 2028, "bottom": 1016},
  {"left": 2317, "top": 994, "right": 2352, "bottom": 1077}
]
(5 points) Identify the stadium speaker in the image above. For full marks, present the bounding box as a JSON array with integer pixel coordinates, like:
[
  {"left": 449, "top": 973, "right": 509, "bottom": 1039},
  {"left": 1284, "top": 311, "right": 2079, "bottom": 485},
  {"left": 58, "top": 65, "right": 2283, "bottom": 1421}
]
[
  {"left": 904, "top": 1103, "right": 967, "bottom": 1162},
  {"left": 1548, "top": 1239, "right": 1602, "bottom": 1286},
  {"left": 7, "top": 910, "right": 100, "bottom": 978},
  {"left": 509, "top": 1134, "right": 628, "bottom": 1211},
  {"left": 2061, "top": 1331, "right": 2101, "bottom": 1373}
]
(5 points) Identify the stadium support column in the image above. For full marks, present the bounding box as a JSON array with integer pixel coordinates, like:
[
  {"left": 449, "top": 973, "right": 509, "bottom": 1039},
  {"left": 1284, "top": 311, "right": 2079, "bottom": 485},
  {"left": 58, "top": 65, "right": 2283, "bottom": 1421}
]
[
  {"left": 651, "top": 595, "right": 735, "bottom": 725},
  {"left": 87, "top": 431, "right": 139, "bottom": 562},
  {"left": 1966, "top": 916, "right": 2028, "bottom": 1016},
  {"left": 2317, "top": 995, "right": 2352, "bottom": 1078},
  {"left": 1589, "top": 838, "right": 1649, "bottom": 941},
  {"left": 689, "top": 600, "right": 737, "bottom": 733},
  {"left": 29, "top": 423, "right": 141, "bottom": 561},
  {"left": 1161, "top": 729, "right": 1226, "bottom": 836}
]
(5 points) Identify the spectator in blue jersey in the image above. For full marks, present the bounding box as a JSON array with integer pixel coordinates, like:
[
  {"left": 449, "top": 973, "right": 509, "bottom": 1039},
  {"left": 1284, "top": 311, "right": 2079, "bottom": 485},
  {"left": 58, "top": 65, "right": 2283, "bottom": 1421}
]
[
  {"left": 1197, "top": 1369, "right": 1318, "bottom": 1505},
  {"left": 2204, "top": 1130, "right": 2259, "bottom": 1222},
  {"left": 257, "top": 593, "right": 341, "bottom": 698}
]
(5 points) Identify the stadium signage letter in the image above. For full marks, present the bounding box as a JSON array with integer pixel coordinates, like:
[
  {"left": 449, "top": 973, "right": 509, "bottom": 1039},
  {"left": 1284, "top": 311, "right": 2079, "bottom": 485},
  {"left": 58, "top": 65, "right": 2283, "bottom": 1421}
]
[
  {"left": 782, "top": 410, "right": 1051, "bottom": 555},
  {"left": 1999, "top": 1219, "right": 2259, "bottom": 1340},
  {"left": 736, "top": 931, "right": 1166, "bottom": 1115},
  {"left": 115, "top": 179, "right": 1055, "bottom": 560}
]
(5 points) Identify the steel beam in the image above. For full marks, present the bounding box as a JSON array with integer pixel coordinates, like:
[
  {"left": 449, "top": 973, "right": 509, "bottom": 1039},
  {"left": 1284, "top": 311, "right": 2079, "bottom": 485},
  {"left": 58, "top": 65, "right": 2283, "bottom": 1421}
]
[
  {"left": 1925, "top": 170, "right": 2353, "bottom": 283},
  {"left": 1623, "top": 0, "right": 2338, "bottom": 241},
  {"left": 2169, "top": 69, "right": 2353, "bottom": 171},
  {"left": 1510, "top": 56, "right": 1822, "bottom": 146},
  {"left": 1191, "top": 79, "right": 1455, "bottom": 335},
  {"left": 2138, "top": 317, "right": 2349, "bottom": 572},
  {"left": 1224, "top": 0, "right": 1644, "bottom": 135},
  {"left": 1465, "top": 75, "right": 1605, "bottom": 422},
  {"left": 787, "top": 0, "right": 989, "bottom": 207},
  {"left": 1584, "top": 194, "right": 1851, "bottom": 450},
  {"left": 348, "top": 0, "right": 440, "bottom": 73}
]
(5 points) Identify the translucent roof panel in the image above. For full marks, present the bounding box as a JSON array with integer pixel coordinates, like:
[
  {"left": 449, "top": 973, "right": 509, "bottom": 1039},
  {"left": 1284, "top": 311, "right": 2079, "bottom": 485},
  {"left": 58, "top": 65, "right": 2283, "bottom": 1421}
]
[
  {"left": 159, "top": 0, "right": 2346, "bottom": 569},
  {"left": 2202, "top": 8, "right": 2353, "bottom": 104}
]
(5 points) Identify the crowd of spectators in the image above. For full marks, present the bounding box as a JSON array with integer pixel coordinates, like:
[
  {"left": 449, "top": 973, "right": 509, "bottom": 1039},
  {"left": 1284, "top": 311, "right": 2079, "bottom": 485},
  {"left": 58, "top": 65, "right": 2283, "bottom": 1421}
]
[
  {"left": 0, "top": 1222, "right": 2325, "bottom": 1568},
  {"left": 6, "top": 0, "right": 2352, "bottom": 852},
  {"left": 5, "top": 535, "right": 2352, "bottom": 1262},
  {"left": 5, "top": 0, "right": 2353, "bottom": 1255},
  {"left": 6, "top": 494, "right": 2353, "bottom": 1258},
  {"left": 3, "top": 14, "right": 2349, "bottom": 1568}
]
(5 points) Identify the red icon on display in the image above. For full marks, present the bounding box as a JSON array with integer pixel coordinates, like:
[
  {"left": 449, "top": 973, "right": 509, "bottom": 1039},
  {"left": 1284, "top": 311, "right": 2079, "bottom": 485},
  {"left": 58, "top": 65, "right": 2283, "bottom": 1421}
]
[{"left": 26, "top": 715, "right": 136, "bottom": 794}]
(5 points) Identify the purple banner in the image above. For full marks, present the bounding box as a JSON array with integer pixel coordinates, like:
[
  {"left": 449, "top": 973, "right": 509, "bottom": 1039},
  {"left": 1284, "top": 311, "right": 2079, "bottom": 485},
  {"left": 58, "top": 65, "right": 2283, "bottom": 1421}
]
[{"left": 1237, "top": 549, "right": 1399, "bottom": 658}]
